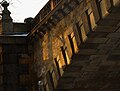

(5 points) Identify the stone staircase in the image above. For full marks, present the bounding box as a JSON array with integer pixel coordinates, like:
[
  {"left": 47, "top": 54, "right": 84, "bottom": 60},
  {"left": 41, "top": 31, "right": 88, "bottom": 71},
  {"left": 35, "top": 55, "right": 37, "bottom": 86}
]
[{"left": 55, "top": 4, "right": 120, "bottom": 91}]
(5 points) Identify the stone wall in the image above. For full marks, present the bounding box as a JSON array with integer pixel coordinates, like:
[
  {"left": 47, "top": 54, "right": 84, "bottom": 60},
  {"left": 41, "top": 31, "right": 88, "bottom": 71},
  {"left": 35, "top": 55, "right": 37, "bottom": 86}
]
[
  {"left": 0, "top": 44, "right": 32, "bottom": 91},
  {"left": 13, "top": 23, "right": 30, "bottom": 33},
  {"left": 0, "top": 46, "right": 3, "bottom": 91},
  {"left": 32, "top": 0, "right": 120, "bottom": 91},
  {"left": 0, "top": 37, "right": 33, "bottom": 91}
]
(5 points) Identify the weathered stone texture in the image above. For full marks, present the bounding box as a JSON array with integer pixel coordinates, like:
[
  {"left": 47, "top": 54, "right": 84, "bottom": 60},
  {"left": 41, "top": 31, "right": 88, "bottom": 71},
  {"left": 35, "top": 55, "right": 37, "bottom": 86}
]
[
  {"left": 0, "top": 0, "right": 119, "bottom": 91},
  {"left": 86, "top": 38, "right": 108, "bottom": 43},
  {"left": 55, "top": 1, "right": 120, "bottom": 91}
]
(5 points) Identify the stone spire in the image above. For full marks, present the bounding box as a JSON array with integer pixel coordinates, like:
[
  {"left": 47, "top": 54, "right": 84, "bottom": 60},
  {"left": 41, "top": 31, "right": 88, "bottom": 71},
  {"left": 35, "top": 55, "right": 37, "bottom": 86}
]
[{"left": 1, "top": 1, "right": 13, "bottom": 34}]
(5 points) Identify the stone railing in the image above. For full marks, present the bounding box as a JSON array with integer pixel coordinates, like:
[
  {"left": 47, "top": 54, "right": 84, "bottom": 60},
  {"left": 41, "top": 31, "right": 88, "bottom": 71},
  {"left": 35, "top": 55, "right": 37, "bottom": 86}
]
[
  {"left": 33, "top": 0, "right": 63, "bottom": 27},
  {"left": 33, "top": 1, "right": 51, "bottom": 26},
  {"left": 53, "top": 0, "right": 62, "bottom": 7}
]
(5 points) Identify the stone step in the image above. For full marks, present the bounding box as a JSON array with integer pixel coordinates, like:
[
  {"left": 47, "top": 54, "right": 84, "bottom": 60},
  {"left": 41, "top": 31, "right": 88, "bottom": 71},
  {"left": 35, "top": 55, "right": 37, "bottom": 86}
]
[
  {"left": 87, "top": 32, "right": 109, "bottom": 38},
  {"left": 55, "top": 3, "right": 120, "bottom": 91},
  {"left": 86, "top": 38, "right": 108, "bottom": 43},
  {"left": 106, "top": 13, "right": 120, "bottom": 20},
  {"left": 78, "top": 49, "right": 97, "bottom": 55},
  {"left": 94, "top": 26, "right": 117, "bottom": 33},
  {"left": 72, "top": 55, "right": 90, "bottom": 61},
  {"left": 107, "top": 32, "right": 120, "bottom": 38},
  {"left": 97, "top": 18, "right": 119, "bottom": 26},
  {"left": 107, "top": 55, "right": 120, "bottom": 61},
  {"left": 116, "top": 27, "right": 120, "bottom": 32},
  {"left": 109, "top": 7, "right": 120, "bottom": 14},
  {"left": 79, "top": 43, "right": 99, "bottom": 49},
  {"left": 97, "top": 44, "right": 118, "bottom": 50}
]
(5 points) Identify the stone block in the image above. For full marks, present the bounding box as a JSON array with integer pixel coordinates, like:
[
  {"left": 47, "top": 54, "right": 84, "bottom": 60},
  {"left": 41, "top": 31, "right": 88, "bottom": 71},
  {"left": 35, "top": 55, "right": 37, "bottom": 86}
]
[
  {"left": 59, "top": 77, "right": 75, "bottom": 84},
  {"left": 97, "top": 44, "right": 117, "bottom": 50},
  {"left": 19, "top": 75, "right": 29, "bottom": 85},
  {"left": 80, "top": 71, "right": 98, "bottom": 80},
  {"left": 86, "top": 38, "right": 108, "bottom": 43},
  {"left": 87, "top": 32, "right": 108, "bottom": 38},
  {"left": 0, "top": 65, "right": 3, "bottom": 74},
  {"left": 3, "top": 75, "right": 18, "bottom": 84},
  {"left": 0, "top": 56, "right": 2, "bottom": 65},
  {"left": 116, "top": 27, "right": 120, "bottom": 32},
  {"left": 3, "top": 54, "right": 18, "bottom": 64},
  {"left": 94, "top": 26, "right": 116, "bottom": 32},
  {"left": 108, "top": 50, "right": 120, "bottom": 55},
  {"left": 74, "top": 80, "right": 87, "bottom": 89},
  {"left": 89, "top": 58, "right": 102, "bottom": 66},
  {"left": 16, "top": 45, "right": 28, "bottom": 53},
  {"left": 0, "top": 46, "right": 2, "bottom": 53},
  {"left": 101, "top": 60, "right": 116, "bottom": 66},
  {"left": 108, "top": 66, "right": 120, "bottom": 71},
  {"left": 90, "top": 55, "right": 108, "bottom": 60},
  {"left": 70, "top": 60, "right": 89, "bottom": 67},
  {"left": 97, "top": 50, "right": 108, "bottom": 55},
  {"left": 79, "top": 43, "right": 99, "bottom": 49},
  {"left": 107, "top": 33, "right": 120, "bottom": 38},
  {"left": 106, "top": 38, "right": 119, "bottom": 44},
  {"left": 115, "top": 43, "right": 120, "bottom": 50},
  {"left": 3, "top": 85, "right": 18, "bottom": 91},
  {"left": 81, "top": 66, "right": 99, "bottom": 72},
  {"left": 117, "top": 22, "right": 120, "bottom": 27},
  {"left": 18, "top": 85, "right": 28, "bottom": 91},
  {"left": 73, "top": 55, "right": 90, "bottom": 61},
  {"left": 0, "top": 76, "right": 3, "bottom": 85},
  {"left": 4, "top": 64, "right": 18, "bottom": 74},
  {"left": 107, "top": 71, "right": 119, "bottom": 78},
  {"left": 3, "top": 45, "right": 17, "bottom": 53},
  {"left": 78, "top": 49, "right": 97, "bottom": 55},
  {"left": 63, "top": 72, "right": 81, "bottom": 78},
  {"left": 110, "top": 8, "right": 120, "bottom": 14},
  {"left": 97, "top": 19, "right": 119, "bottom": 26},
  {"left": 19, "top": 64, "right": 29, "bottom": 74},
  {"left": 19, "top": 57, "right": 30, "bottom": 64},
  {"left": 89, "top": 55, "right": 108, "bottom": 66},
  {"left": 3, "top": 45, "right": 27, "bottom": 54},
  {"left": 107, "top": 55, "right": 120, "bottom": 61},
  {"left": 98, "top": 65, "right": 110, "bottom": 72},
  {"left": 57, "top": 83, "right": 74, "bottom": 89},
  {"left": 0, "top": 86, "right": 3, "bottom": 91},
  {"left": 106, "top": 13, "right": 120, "bottom": 20}
]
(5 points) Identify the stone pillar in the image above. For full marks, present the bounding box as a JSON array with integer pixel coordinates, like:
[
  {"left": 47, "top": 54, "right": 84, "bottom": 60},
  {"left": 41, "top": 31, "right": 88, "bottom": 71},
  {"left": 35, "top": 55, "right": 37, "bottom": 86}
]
[
  {"left": 50, "top": 0, "right": 54, "bottom": 10},
  {"left": 1, "top": 1, "right": 13, "bottom": 34},
  {"left": 105, "top": 0, "right": 113, "bottom": 11},
  {"left": 90, "top": 0, "right": 100, "bottom": 23}
]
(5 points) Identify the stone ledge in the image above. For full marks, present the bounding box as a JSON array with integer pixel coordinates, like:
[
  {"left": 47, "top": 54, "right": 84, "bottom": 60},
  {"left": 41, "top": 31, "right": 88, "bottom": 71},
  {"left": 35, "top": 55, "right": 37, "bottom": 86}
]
[{"left": 0, "top": 36, "right": 27, "bottom": 44}]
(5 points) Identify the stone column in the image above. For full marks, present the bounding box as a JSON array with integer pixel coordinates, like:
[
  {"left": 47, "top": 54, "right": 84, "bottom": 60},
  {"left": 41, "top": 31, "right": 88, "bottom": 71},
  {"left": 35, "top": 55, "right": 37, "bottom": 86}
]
[
  {"left": 50, "top": 0, "right": 54, "bottom": 10},
  {"left": 90, "top": 0, "right": 100, "bottom": 23}
]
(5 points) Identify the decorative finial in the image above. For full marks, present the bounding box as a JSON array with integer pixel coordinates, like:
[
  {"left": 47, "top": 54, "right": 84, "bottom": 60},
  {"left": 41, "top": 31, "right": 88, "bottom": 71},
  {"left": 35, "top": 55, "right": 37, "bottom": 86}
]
[
  {"left": 1, "top": 0, "right": 13, "bottom": 34},
  {"left": 1, "top": 1, "right": 9, "bottom": 8}
]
